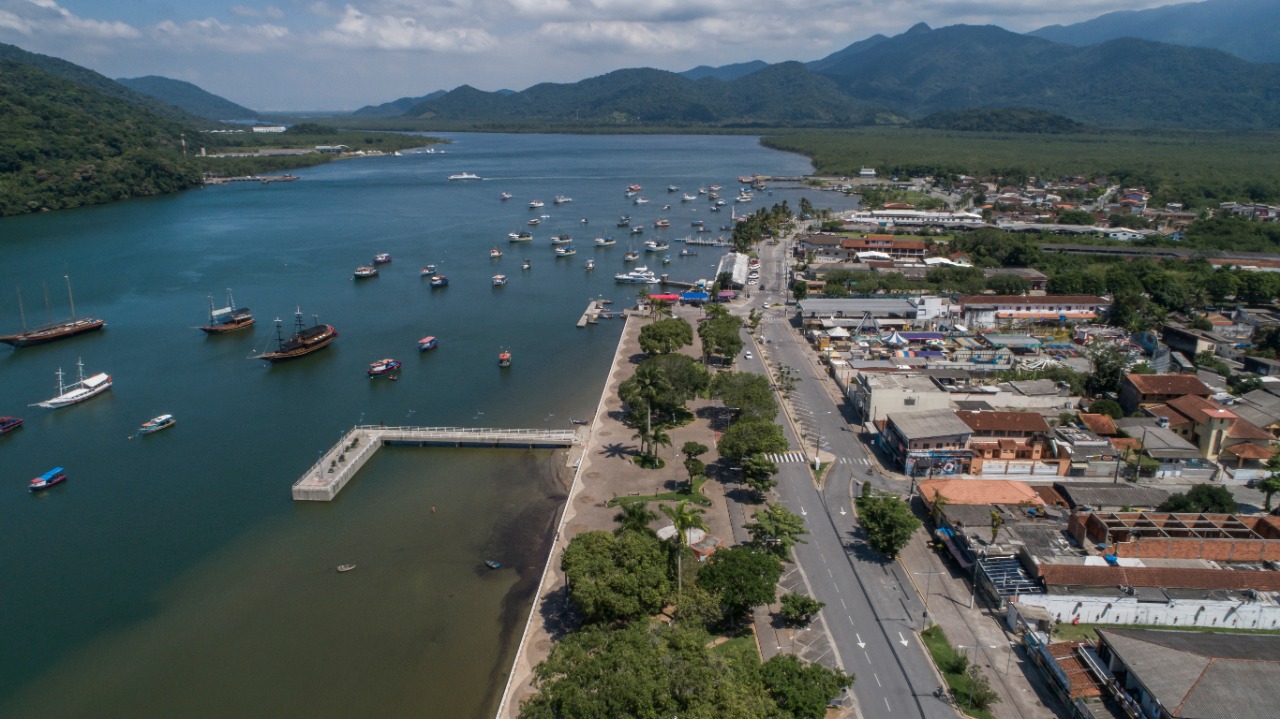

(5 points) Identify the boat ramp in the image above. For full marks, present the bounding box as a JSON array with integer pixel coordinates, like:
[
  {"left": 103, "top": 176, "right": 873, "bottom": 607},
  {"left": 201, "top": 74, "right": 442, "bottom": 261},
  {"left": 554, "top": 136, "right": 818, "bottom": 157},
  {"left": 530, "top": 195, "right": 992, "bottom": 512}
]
[{"left": 292, "top": 424, "right": 581, "bottom": 501}]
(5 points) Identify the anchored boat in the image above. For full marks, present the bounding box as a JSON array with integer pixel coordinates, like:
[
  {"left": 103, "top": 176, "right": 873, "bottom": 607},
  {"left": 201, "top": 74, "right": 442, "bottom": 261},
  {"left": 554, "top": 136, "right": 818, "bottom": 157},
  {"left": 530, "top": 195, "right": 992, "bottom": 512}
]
[
  {"left": 368, "top": 358, "right": 402, "bottom": 377},
  {"left": 138, "top": 414, "right": 176, "bottom": 435},
  {"left": 418, "top": 336, "right": 438, "bottom": 352},
  {"left": 252, "top": 309, "right": 337, "bottom": 363},
  {"left": 1, "top": 276, "right": 105, "bottom": 348},
  {"left": 498, "top": 349, "right": 511, "bottom": 368},
  {"left": 200, "top": 289, "right": 254, "bottom": 333},
  {"left": 33, "top": 359, "right": 112, "bottom": 408},
  {"left": 29, "top": 467, "right": 67, "bottom": 492}
]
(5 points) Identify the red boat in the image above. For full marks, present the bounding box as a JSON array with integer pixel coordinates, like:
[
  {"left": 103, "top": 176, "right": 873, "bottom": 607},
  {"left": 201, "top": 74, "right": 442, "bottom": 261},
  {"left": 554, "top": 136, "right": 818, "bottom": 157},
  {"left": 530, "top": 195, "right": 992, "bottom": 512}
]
[
  {"left": 0, "top": 416, "right": 22, "bottom": 435},
  {"left": 368, "top": 358, "right": 402, "bottom": 377}
]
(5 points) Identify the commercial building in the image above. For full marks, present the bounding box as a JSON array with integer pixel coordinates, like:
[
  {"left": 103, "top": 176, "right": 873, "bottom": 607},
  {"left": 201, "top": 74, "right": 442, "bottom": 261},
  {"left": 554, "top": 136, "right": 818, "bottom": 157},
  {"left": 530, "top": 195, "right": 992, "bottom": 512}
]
[{"left": 956, "top": 295, "right": 1111, "bottom": 329}]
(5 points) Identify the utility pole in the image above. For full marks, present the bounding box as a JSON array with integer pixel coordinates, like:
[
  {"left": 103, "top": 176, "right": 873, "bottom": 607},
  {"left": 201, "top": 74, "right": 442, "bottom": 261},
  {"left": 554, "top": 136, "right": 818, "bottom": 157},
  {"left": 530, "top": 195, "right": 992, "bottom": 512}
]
[{"left": 914, "top": 570, "right": 944, "bottom": 624}]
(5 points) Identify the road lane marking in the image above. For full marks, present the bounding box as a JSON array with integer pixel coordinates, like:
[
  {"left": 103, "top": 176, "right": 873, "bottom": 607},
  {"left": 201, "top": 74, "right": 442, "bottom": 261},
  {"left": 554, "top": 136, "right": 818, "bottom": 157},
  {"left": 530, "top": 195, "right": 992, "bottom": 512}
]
[{"left": 874, "top": 673, "right": 881, "bottom": 687}]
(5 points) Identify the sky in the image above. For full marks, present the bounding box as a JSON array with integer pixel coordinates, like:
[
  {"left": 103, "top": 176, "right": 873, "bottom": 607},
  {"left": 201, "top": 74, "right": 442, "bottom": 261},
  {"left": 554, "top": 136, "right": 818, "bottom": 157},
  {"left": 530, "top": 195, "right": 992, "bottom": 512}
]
[{"left": 0, "top": 0, "right": 1179, "bottom": 112}]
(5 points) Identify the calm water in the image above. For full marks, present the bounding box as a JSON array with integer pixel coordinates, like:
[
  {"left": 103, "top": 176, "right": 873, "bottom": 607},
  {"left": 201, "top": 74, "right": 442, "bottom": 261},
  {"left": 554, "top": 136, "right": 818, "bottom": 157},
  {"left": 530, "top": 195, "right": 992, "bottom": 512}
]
[{"left": 0, "top": 133, "right": 842, "bottom": 718}]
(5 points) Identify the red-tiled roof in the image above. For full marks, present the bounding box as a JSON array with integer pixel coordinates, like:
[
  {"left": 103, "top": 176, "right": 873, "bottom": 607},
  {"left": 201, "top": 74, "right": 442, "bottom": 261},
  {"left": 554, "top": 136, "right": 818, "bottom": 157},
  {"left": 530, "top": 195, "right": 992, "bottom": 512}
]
[
  {"left": 1221, "top": 442, "right": 1275, "bottom": 459},
  {"left": 1228, "top": 418, "right": 1275, "bottom": 441},
  {"left": 1166, "top": 394, "right": 1238, "bottom": 423},
  {"left": 1144, "top": 403, "right": 1195, "bottom": 428},
  {"left": 1039, "top": 564, "right": 1280, "bottom": 592},
  {"left": 840, "top": 238, "right": 926, "bottom": 250},
  {"left": 1046, "top": 642, "right": 1105, "bottom": 699},
  {"left": 1109, "top": 437, "right": 1141, "bottom": 451},
  {"left": 1032, "top": 485, "right": 1069, "bottom": 507},
  {"left": 1079, "top": 414, "right": 1118, "bottom": 436},
  {"left": 1125, "top": 374, "right": 1212, "bottom": 397},
  {"left": 955, "top": 410, "right": 1050, "bottom": 433}
]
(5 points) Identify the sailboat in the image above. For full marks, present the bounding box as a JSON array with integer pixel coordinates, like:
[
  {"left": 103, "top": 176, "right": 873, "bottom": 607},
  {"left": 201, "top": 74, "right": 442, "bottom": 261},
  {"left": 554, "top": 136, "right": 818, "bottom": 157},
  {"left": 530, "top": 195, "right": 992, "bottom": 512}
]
[
  {"left": 1, "top": 276, "right": 105, "bottom": 348},
  {"left": 251, "top": 308, "right": 338, "bottom": 363},
  {"left": 32, "top": 358, "right": 112, "bottom": 408},
  {"left": 199, "top": 289, "right": 254, "bottom": 334}
]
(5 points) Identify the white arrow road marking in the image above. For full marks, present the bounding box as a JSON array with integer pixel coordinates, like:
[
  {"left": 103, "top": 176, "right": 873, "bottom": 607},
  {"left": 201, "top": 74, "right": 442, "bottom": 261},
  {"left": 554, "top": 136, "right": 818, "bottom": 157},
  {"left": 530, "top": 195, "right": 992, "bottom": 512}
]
[
  {"left": 839, "top": 507, "right": 847, "bottom": 516},
  {"left": 800, "top": 506, "right": 807, "bottom": 516},
  {"left": 856, "top": 634, "right": 866, "bottom": 649},
  {"left": 898, "top": 632, "right": 909, "bottom": 647}
]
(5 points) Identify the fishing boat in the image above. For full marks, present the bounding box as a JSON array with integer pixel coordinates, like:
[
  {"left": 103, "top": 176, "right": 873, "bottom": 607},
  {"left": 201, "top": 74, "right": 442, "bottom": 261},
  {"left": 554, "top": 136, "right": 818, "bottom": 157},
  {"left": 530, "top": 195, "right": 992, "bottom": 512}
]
[
  {"left": 630, "top": 226, "right": 644, "bottom": 235},
  {"left": 336, "top": 564, "right": 357, "bottom": 573},
  {"left": 594, "top": 236, "right": 616, "bottom": 246},
  {"left": 498, "top": 349, "right": 511, "bottom": 368},
  {"left": 553, "top": 195, "right": 572, "bottom": 204},
  {"left": 421, "top": 264, "right": 437, "bottom": 275},
  {"left": 138, "top": 414, "right": 176, "bottom": 435},
  {"left": 554, "top": 246, "right": 576, "bottom": 257},
  {"left": 418, "top": 336, "right": 438, "bottom": 351},
  {"left": 521, "top": 258, "right": 531, "bottom": 270},
  {"left": 489, "top": 247, "right": 504, "bottom": 258},
  {"left": 614, "top": 267, "right": 660, "bottom": 284},
  {"left": 0, "top": 416, "right": 23, "bottom": 435},
  {"left": 584, "top": 259, "right": 595, "bottom": 271},
  {"left": 550, "top": 235, "right": 573, "bottom": 245},
  {"left": 499, "top": 192, "right": 512, "bottom": 200},
  {"left": 528, "top": 199, "right": 544, "bottom": 209},
  {"left": 643, "top": 240, "right": 669, "bottom": 252},
  {"left": 368, "top": 358, "right": 402, "bottom": 377},
  {"left": 1, "top": 276, "right": 105, "bottom": 348},
  {"left": 447, "top": 172, "right": 481, "bottom": 181},
  {"left": 492, "top": 274, "right": 508, "bottom": 286},
  {"left": 353, "top": 265, "right": 379, "bottom": 279},
  {"left": 616, "top": 215, "right": 631, "bottom": 227},
  {"left": 509, "top": 231, "right": 533, "bottom": 242},
  {"left": 199, "top": 289, "right": 255, "bottom": 334},
  {"left": 623, "top": 250, "right": 640, "bottom": 262},
  {"left": 251, "top": 309, "right": 338, "bottom": 363},
  {"left": 29, "top": 467, "right": 67, "bottom": 492},
  {"left": 430, "top": 275, "right": 449, "bottom": 288},
  {"left": 33, "top": 359, "right": 112, "bottom": 408},
  {"left": 373, "top": 253, "right": 392, "bottom": 264},
  {"left": 484, "top": 560, "right": 501, "bottom": 569}
]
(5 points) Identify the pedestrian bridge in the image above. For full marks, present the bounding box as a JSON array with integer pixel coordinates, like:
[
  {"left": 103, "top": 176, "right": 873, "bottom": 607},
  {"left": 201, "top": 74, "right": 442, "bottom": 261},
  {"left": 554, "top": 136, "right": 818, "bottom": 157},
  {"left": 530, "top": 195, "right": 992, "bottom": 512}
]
[{"left": 291, "top": 424, "right": 581, "bottom": 501}]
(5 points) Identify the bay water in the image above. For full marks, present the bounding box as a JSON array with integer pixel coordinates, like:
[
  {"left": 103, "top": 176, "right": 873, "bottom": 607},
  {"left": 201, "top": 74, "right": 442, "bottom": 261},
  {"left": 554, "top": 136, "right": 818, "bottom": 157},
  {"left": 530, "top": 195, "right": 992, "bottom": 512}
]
[{"left": 0, "top": 133, "right": 851, "bottom": 718}]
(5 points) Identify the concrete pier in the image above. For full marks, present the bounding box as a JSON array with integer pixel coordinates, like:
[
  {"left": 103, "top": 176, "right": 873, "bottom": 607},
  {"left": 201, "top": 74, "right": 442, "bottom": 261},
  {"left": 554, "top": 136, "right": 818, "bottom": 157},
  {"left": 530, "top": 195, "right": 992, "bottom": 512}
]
[
  {"left": 576, "top": 300, "right": 604, "bottom": 328},
  {"left": 291, "top": 425, "right": 580, "bottom": 501}
]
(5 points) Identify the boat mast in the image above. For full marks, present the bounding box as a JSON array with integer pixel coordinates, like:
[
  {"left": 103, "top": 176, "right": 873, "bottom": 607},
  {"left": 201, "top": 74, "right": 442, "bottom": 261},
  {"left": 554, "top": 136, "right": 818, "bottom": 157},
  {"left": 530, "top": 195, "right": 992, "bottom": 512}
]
[
  {"left": 65, "top": 275, "right": 77, "bottom": 321},
  {"left": 273, "top": 318, "right": 284, "bottom": 350},
  {"left": 207, "top": 294, "right": 216, "bottom": 322},
  {"left": 293, "top": 306, "right": 304, "bottom": 334},
  {"left": 15, "top": 286, "right": 26, "bottom": 332},
  {"left": 226, "top": 288, "right": 235, "bottom": 309},
  {"left": 54, "top": 366, "right": 65, "bottom": 396},
  {"left": 76, "top": 356, "right": 85, "bottom": 383}
]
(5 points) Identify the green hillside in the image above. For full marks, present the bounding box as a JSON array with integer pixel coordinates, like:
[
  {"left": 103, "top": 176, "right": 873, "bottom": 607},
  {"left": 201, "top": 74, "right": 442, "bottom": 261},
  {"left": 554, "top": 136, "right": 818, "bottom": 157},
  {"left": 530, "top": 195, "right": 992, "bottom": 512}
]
[
  {"left": 912, "top": 108, "right": 1088, "bottom": 133},
  {"left": 117, "top": 76, "right": 257, "bottom": 121},
  {"left": 0, "top": 59, "right": 201, "bottom": 216}
]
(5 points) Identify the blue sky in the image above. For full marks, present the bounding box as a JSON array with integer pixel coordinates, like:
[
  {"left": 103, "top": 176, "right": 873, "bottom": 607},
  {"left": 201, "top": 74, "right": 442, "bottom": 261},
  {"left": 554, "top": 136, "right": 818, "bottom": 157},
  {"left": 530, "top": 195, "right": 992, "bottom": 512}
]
[{"left": 0, "top": 0, "right": 1178, "bottom": 111}]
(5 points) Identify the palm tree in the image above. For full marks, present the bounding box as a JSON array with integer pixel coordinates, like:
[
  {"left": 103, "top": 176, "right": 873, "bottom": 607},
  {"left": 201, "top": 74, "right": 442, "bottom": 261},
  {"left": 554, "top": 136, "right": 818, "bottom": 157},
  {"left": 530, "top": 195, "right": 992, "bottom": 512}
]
[
  {"left": 614, "top": 502, "right": 658, "bottom": 535},
  {"left": 660, "top": 499, "right": 708, "bottom": 615},
  {"left": 650, "top": 426, "right": 673, "bottom": 461},
  {"left": 651, "top": 299, "right": 673, "bottom": 322},
  {"left": 629, "top": 366, "right": 671, "bottom": 459},
  {"left": 633, "top": 426, "right": 653, "bottom": 458}
]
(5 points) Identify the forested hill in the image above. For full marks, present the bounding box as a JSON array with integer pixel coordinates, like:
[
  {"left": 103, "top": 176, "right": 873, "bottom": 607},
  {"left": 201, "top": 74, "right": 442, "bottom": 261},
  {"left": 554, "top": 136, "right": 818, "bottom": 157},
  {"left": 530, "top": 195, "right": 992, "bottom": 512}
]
[
  {"left": 0, "top": 42, "right": 214, "bottom": 129},
  {"left": 406, "top": 63, "right": 884, "bottom": 127},
  {"left": 116, "top": 76, "right": 258, "bottom": 121},
  {"left": 0, "top": 60, "right": 201, "bottom": 216}
]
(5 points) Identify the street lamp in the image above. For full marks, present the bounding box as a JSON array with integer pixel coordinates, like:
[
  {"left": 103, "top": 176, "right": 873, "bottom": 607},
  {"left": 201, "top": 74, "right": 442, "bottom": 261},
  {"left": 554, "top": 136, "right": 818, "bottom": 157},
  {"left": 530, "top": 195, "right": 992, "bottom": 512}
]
[
  {"left": 914, "top": 570, "right": 944, "bottom": 623},
  {"left": 956, "top": 644, "right": 997, "bottom": 712}
]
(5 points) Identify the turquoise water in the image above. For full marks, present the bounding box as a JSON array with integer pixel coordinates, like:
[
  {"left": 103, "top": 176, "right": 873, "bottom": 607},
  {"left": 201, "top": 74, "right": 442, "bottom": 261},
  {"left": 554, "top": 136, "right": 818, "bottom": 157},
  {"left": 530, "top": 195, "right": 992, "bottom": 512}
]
[{"left": 0, "top": 133, "right": 839, "bottom": 718}]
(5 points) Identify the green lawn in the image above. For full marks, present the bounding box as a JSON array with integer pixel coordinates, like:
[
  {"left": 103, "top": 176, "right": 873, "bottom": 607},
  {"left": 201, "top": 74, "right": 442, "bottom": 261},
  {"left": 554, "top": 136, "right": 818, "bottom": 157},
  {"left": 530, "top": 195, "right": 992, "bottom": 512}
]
[
  {"left": 607, "top": 474, "right": 712, "bottom": 507},
  {"left": 920, "top": 626, "right": 997, "bottom": 719}
]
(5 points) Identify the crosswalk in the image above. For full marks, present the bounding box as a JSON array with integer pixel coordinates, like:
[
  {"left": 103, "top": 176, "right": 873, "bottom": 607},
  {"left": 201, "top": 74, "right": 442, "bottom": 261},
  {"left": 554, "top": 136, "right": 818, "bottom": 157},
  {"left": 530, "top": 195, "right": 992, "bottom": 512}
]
[{"left": 761, "top": 452, "right": 873, "bottom": 466}]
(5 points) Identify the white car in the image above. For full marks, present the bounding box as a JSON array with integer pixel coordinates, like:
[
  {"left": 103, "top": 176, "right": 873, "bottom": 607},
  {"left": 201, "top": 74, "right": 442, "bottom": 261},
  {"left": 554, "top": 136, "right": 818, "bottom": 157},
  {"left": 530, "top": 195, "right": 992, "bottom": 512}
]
[{"left": 744, "top": 351, "right": 753, "bottom": 360}]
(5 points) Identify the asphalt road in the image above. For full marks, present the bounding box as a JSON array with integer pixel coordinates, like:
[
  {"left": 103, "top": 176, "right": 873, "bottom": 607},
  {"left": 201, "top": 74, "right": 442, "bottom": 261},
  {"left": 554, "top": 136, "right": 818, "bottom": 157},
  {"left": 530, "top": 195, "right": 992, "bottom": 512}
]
[{"left": 730, "top": 236, "right": 957, "bottom": 719}]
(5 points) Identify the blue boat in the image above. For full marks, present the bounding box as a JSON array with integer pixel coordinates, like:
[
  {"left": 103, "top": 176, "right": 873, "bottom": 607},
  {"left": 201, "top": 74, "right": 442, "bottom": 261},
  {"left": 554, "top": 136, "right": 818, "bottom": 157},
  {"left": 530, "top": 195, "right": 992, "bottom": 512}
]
[
  {"left": 138, "top": 414, "right": 176, "bottom": 435},
  {"left": 430, "top": 275, "right": 448, "bottom": 288},
  {"left": 484, "top": 560, "right": 501, "bottom": 570},
  {"left": 29, "top": 467, "right": 66, "bottom": 492},
  {"left": 418, "top": 336, "right": 438, "bottom": 352}
]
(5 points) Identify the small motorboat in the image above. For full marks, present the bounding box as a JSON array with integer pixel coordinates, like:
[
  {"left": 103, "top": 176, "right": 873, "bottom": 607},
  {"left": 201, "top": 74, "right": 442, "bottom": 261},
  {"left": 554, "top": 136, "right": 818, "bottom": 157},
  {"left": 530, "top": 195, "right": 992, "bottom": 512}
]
[
  {"left": 528, "top": 200, "right": 544, "bottom": 209},
  {"left": 484, "top": 560, "right": 501, "bottom": 570},
  {"left": 570, "top": 418, "right": 589, "bottom": 425},
  {"left": 29, "top": 467, "right": 67, "bottom": 492},
  {"left": 667, "top": 185, "right": 679, "bottom": 192},
  {"left": 368, "top": 358, "right": 402, "bottom": 377},
  {"left": 680, "top": 249, "right": 697, "bottom": 256},
  {"left": 418, "top": 336, "right": 438, "bottom": 351},
  {"left": 509, "top": 231, "right": 533, "bottom": 242},
  {"left": 654, "top": 219, "right": 670, "bottom": 228},
  {"left": 634, "top": 197, "right": 649, "bottom": 205},
  {"left": 550, "top": 235, "right": 573, "bottom": 245},
  {"left": 500, "top": 192, "right": 512, "bottom": 200},
  {"left": 630, "top": 226, "right": 644, "bottom": 235},
  {"left": 373, "top": 253, "right": 392, "bottom": 264},
  {"left": 554, "top": 246, "right": 576, "bottom": 257},
  {"left": 594, "top": 236, "right": 616, "bottom": 246},
  {"left": 617, "top": 215, "right": 631, "bottom": 227},
  {"left": 0, "top": 416, "right": 22, "bottom": 435},
  {"left": 420, "top": 264, "right": 437, "bottom": 275},
  {"left": 430, "top": 275, "right": 448, "bottom": 288},
  {"left": 489, "top": 247, "right": 504, "bottom": 258},
  {"left": 498, "top": 350, "right": 511, "bottom": 368},
  {"left": 584, "top": 259, "right": 595, "bottom": 271},
  {"left": 527, "top": 217, "right": 541, "bottom": 226},
  {"left": 521, "top": 259, "right": 531, "bottom": 270},
  {"left": 554, "top": 195, "right": 572, "bottom": 204},
  {"left": 138, "top": 414, "right": 176, "bottom": 435},
  {"left": 337, "top": 564, "right": 357, "bottom": 573},
  {"left": 492, "top": 274, "right": 508, "bottom": 286},
  {"left": 580, "top": 218, "right": 589, "bottom": 224},
  {"left": 627, "top": 184, "right": 642, "bottom": 192},
  {"left": 354, "top": 265, "right": 379, "bottom": 279}
]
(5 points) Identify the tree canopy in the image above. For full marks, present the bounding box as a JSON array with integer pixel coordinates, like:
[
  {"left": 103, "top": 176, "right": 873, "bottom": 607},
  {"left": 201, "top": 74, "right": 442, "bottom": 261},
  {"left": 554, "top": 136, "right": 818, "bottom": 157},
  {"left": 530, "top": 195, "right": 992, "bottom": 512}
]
[
  {"left": 561, "top": 530, "right": 671, "bottom": 624},
  {"left": 745, "top": 503, "right": 809, "bottom": 557},
  {"left": 718, "top": 417, "right": 790, "bottom": 461},
  {"left": 1157, "top": 484, "right": 1237, "bottom": 514},
  {"left": 638, "top": 317, "right": 693, "bottom": 355},
  {"left": 698, "top": 545, "right": 784, "bottom": 619},
  {"left": 711, "top": 371, "right": 780, "bottom": 422},
  {"left": 856, "top": 494, "right": 921, "bottom": 559}
]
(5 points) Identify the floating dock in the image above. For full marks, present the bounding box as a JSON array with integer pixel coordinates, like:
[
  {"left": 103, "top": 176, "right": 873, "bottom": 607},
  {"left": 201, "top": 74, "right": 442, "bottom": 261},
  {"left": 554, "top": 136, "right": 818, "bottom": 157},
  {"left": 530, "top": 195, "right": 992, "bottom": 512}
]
[
  {"left": 577, "top": 300, "right": 605, "bottom": 328},
  {"left": 292, "top": 425, "right": 581, "bottom": 501}
]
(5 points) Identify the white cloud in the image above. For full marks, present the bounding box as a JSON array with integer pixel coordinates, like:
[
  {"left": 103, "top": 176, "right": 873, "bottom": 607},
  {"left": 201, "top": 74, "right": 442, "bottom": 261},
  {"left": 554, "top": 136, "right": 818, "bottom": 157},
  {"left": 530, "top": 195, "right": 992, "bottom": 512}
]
[
  {"left": 317, "top": 4, "right": 495, "bottom": 52},
  {"left": 230, "top": 5, "right": 285, "bottom": 20},
  {"left": 151, "top": 18, "right": 291, "bottom": 53},
  {"left": 0, "top": 0, "right": 139, "bottom": 39}
]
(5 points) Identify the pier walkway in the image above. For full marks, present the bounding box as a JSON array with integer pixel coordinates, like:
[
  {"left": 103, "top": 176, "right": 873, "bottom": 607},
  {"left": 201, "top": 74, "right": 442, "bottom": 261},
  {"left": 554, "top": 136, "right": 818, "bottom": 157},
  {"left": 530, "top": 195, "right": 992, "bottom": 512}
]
[{"left": 291, "top": 425, "right": 581, "bottom": 501}]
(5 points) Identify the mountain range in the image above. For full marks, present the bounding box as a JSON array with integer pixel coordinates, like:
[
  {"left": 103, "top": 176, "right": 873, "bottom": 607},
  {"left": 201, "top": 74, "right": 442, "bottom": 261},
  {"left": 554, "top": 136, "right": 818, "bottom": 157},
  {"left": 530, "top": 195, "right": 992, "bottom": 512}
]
[{"left": 116, "top": 76, "right": 257, "bottom": 121}]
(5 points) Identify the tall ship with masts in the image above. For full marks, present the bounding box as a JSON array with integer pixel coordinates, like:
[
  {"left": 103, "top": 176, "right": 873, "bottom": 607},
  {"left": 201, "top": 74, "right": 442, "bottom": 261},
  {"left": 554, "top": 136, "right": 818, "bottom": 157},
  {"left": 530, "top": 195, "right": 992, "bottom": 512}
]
[
  {"left": 252, "top": 308, "right": 338, "bottom": 363},
  {"left": 32, "top": 358, "right": 113, "bottom": 409},
  {"left": 199, "top": 289, "right": 254, "bottom": 334},
  {"left": 0, "top": 276, "right": 105, "bottom": 348}
]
